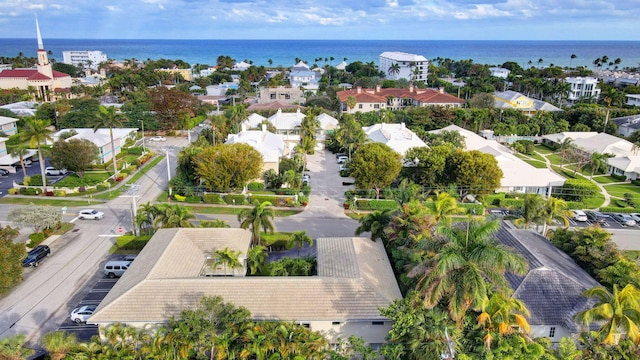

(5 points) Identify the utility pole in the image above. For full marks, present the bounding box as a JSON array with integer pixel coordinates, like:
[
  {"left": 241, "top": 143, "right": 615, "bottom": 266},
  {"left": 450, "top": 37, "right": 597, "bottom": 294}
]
[
  {"left": 121, "top": 191, "right": 139, "bottom": 236},
  {"left": 166, "top": 149, "right": 172, "bottom": 196},
  {"left": 140, "top": 119, "right": 145, "bottom": 152}
]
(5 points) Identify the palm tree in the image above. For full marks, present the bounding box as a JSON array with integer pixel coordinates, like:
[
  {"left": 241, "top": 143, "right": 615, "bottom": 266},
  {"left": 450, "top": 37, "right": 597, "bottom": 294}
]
[
  {"left": 289, "top": 230, "right": 313, "bottom": 257},
  {"left": 238, "top": 200, "right": 275, "bottom": 246},
  {"left": 589, "top": 152, "right": 612, "bottom": 179},
  {"left": 408, "top": 219, "right": 528, "bottom": 323},
  {"left": 355, "top": 209, "right": 393, "bottom": 242},
  {"left": 427, "top": 192, "right": 465, "bottom": 226},
  {"left": 575, "top": 284, "right": 640, "bottom": 345},
  {"left": 570, "top": 54, "right": 577, "bottom": 69},
  {"left": 213, "top": 247, "right": 243, "bottom": 275},
  {"left": 7, "top": 145, "right": 30, "bottom": 178},
  {"left": 247, "top": 245, "right": 268, "bottom": 275},
  {"left": 154, "top": 204, "right": 195, "bottom": 228},
  {"left": 42, "top": 331, "right": 78, "bottom": 360},
  {"left": 513, "top": 194, "right": 545, "bottom": 229},
  {"left": 20, "top": 118, "right": 53, "bottom": 193},
  {"left": 477, "top": 291, "right": 531, "bottom": 350},
  {"left": 94, "top": 105, "right": 126, "bottom": 178},
  {"left": 541, "top": 197, "right": 571, "bottom": 237},
  {"left": 388, "top": 63, "right": 401, "bottom": 78},
  {"left": 558, "top": 137, "right": 575, "bottom": 169}
]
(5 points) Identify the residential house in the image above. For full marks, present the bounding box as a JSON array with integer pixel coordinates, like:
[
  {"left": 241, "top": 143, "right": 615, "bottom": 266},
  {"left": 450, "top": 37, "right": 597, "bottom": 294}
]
[
  {"left": 49, "top": 128, "right": 138, "bottom": 164},
  {"left": 337, "top": 85, "right": 465, "bottom": 114},
  {"left": 363, "top": 122, "right": 428, "bottom": 157},
  {"left": 543, "top": 131, "right": 640, "bottom": 180},
  {"left": 0, "top": 101, "right": 38, "bottom": 117},
  {"left": 612, "top": 114, "right": 640, "bottom": 137},
  {"left": 88, "top": 228, "right": 402, "bottom": 346},
  {"left": 289, "top": 69, "right": 319, "bottom": 93},
  {"left": 316, "top": 113, "right": 339, "bottom": 145},
  {"left": 379, "top": 52, "right": 428, "bottom": 82},
  {"left": 0, "top": 116, "right": 19, "bottom": 136},
  {"left": 198, "top": 66, "right": 218, "bottom": 78},
  {"left": 156, "top": 68, "right": 193, "bottom": 82},
  {"left": 565, "top": 77, "right": 600, "bottom": 102},
  {"left": 226, "top": 125, "right": 287, "bottom": 173},
  {"left": 0, "top": 18, "right": 72, "bottom": 102},
  {"left": 489, "top": 67, "right": 511, "bottom": 79},
  {"left": 258, "top": 86, "right": 305, "bottom": 104},
  {"left": 232, "top": 61, "right": 252, "bottom": 71},
  {"left": 493, "top": 91, "right": 562, "bottom": 116},
  {"left": 243, "top": 113, "right": 268, "bottom": 129},
  {"left": 626, "top": 94, "right": 640, "bottom": 107},
  {"left": 432, "top": 125, "right": 565, "bottom": 194},
  {"left": 247, "top": 101, "right": 305, "bottom": 112},
  {"left": 497, "top": 222, "right": 599, "bottom": 340},
  {"left": 335, "top": 61, "right": 348, "bottom": 70},
  {"left": 62, "top": 50, "right": 107, "bottom": 70}
]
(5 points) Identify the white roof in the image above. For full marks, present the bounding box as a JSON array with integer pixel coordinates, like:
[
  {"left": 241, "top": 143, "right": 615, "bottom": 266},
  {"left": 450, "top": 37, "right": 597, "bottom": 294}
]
[
  {"left": 494, "top": 91, "right": 562, "bottom": 112},
  {"left": 0, "top": 101, "right": 38, "bottom": 117},
  {"left": 363, "top": 123, "right": 428, "bottom": 156},
  {"left": 266, "top": 108, "right": 306, "bottom": 131},
  {"left": 52, "top": 128, "right": 138, "bottom": 147},
  {"left": 607, "top": 156, "right": 640, "bottom": 174},
  {"left": 543, "top": 131, "right": 635, "bottom": 157},
  {"left": 316, "top": 113, "right": 339, "bottom": 130},
  {"left": 0, "top": 116, "right": 18, "bottom": 126},
  {"left": 226, "top": 129, "right": 285, "bottom": 163},
  {"left": 232, "top": 61, "right": 251, "bottom": 70},
  {"left": 432, "top": 125, "right": 566, "bottom": 188},
  {"left": 243, "top": 113, "right": 267, "bottom": 129},
  {"left": 0, "top": 149, "right": 38, "bottom": 166},
  {"left": 335, "top": 61, "right": 347, "bottom": 70},
  {"left": 379, "top": 52, "right": 428, "bottom": 62}
]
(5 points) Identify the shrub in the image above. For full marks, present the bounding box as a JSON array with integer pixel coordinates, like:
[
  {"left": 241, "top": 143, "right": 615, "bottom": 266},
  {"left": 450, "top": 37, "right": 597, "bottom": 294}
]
[
  {"left": 174, "top": 194, "right": 187, "bottom": 202},
  {"left": 115, "top": 235, "right": 152, "bottom": 250},
  {"left": 599, "top": 206, "right": 640, "bottom": 213},
  {"left": 23, "top": 176, "right": 31, "bottom": 186},
  {"left": 250, "top": 195, "right": 277, "bottom": 205},
  {"left": 458, "top": 203, "right": 485, "bottom": 215},
  {"left": 500, "top": 198, "right": 525, "bottom": 209},
  {"left": 354, "top": 199, "right": 398, "bottom": 211},
  {"left": 96, "top": 184, "right": 108, "bottom": 191},
  {"left": 632, "top": 179, "right": 640, "bottom": 186},
  {"left": 127, "top": 146, "right": 144, "bottom": 155},
  {"left": 224, "top": 194, "right": 247, "bottom": 205},
  {"left": 554, "top": 179, "right": 599, "bottom": 202},
  {"left": 126, "top": 165, "right": 137, "bottom": 174},
  {"left": 185, "top": 195, "right": 202, "bottom": 203},
  {"left": 45, "top": 191, "right": 54, "bottom": 196},
  {"left": 247, "top": 182, "right": 265, "bottom": 191},
  {"left": 203, "top": 193, "right": 225, "bottom": 204},
  {"left": 262, "top": 232, "right": 293, "bottom": 250},
  {"left": 54, "top": 190, "right": 66, "bottom": 197},
  {"left": 133, "top": 159, "right": 142, "bottom": 167},
  {"left": 8, "top": 188, "right": 18, "bottom": 195},
  {"left": 611, "top": 173, "right": 627, "bottom": 181},
  {"left": 29, "top": 175, "right": 44, "bottom": 186},
  {"left": 28, "top": 232, "right": 46, "bottom": 246}
]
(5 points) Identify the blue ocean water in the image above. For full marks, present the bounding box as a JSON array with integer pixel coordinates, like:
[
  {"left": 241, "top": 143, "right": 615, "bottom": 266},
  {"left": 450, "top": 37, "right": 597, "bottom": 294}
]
[{"left": 2, "top": 39, "right": 640, "bottom": 70}]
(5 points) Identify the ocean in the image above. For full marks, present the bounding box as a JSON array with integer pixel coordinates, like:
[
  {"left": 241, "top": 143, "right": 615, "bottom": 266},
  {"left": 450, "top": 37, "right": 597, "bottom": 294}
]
[{"left": 2, "top": 39, "right": 640, "bottom": 70}]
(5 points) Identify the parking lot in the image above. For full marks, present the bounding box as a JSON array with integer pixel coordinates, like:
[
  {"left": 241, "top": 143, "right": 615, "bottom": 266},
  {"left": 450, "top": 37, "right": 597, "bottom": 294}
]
[
  {"left": 0, "top": 159, "right": 69, "bottom": 197},
  {"left": 56, "top": 254, "right": 133, "bottom": 342},
  {"left": 571, "top": 212, "right": 640, "bottom": 230}
]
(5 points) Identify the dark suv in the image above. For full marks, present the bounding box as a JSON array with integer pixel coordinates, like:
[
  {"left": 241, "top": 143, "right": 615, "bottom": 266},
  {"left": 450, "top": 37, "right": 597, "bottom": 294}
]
[{"left": 22, "top": 245, "right": 51, "bottom": 267}]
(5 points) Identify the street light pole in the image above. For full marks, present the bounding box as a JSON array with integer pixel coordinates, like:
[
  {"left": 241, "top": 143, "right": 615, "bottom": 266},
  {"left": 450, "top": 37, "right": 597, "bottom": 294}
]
[
  {"left": 166, "top": 149, "right": 172, "bottom": 196},
  {"left": 140, "top": 119, "right": 145, "bottom": 152}
]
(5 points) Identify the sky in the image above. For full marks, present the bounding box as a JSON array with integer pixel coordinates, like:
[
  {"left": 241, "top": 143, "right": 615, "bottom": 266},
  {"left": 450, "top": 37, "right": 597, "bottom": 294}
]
[{"left": 0, "top": 0, "right": 639, "bottom": 40}]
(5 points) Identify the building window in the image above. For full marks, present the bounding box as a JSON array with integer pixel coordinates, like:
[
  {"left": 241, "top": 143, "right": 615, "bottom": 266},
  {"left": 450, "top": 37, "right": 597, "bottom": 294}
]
[
  {"left": 299, "top": 322, "right": 310, "bottom": 328},
  {"left": 371, "top": 321, "right": 384, "bottom": 326},
  {"left": 549, "top": 327, "right": 556, "bottom": 337},
  {"left": 358, "top": 104, "right": 363, "bottom": 109},
  {"left": 332, "top": 321, "right": 341, "bottom": 326}
]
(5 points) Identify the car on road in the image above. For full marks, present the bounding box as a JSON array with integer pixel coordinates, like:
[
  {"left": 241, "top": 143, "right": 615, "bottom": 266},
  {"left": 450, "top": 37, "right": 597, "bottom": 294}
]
[
  {"left": 585, "top": 211, "right": 609, "bottom": 225},
  {"left": 45, "top": 167, "right": 68, "bottom": 176},
  {"left": 0, "top": 168, "right": 9, "bottom": 176},
  {"left": 571, "top": 210, "right": 588, "bottom": 222},
  {"left": 22, "top": 245, "right": 50, "bottom": 267},
  {"left": 78, "top": 209, "right": 104, "bottom": 220},
  {"left": 149, "top": 136, "right": 166, "bottom": 142},
  {"left": 337, "top": 155, "right": 349, "bottom": 164},
  {"left": 70, "top": 305, "right": 96, "bottom": 323},
  {"left": 610, "top": 213, "right": 637, "bottom": 227}
]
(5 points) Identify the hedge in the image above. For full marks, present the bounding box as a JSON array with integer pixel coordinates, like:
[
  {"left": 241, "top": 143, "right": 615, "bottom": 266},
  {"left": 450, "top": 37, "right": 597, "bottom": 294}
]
[
  {"left": 261, "top": 232, "right": 294, "bottom": 250},
  {"left": 599, "top": 206, "right": 640, "bottom": 214},
  {"left": 203, "top": 193, "right": 225, "bottom": 204},
  {"left": 127, "top": 146, "right": 144, "bottom": 155},
  {"left": 247, "top": 182, "right": 265, "bottom": 191},
  {"left": 185, "top": 196, "right": 202, "bottom": 203},
  {"left": 354, "top": 199, "right": 398, "bottom": 211},
  {"left": 458, "top": 203, "right": 485, "bottom": 215},
  {"left": 499, "top": 198, "right": 525, "bottom": 209},
  {"left": 224, "top": 194, "right": 248, "bottom": 205},
  {"left": 115, "top": 235, "right": 152, "bottom": 250},
  {"left": 174, "top": 194, "right": 187, "bottom": 202},
  {"left": 250, "top": 195, "right": 298, "bottom": 207}
]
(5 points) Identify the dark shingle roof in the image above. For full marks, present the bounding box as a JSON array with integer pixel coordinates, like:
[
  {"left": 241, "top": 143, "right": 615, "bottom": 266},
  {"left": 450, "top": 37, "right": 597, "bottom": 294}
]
[{"left": 496, "top": 222, "right": 600, "bottom": 330}]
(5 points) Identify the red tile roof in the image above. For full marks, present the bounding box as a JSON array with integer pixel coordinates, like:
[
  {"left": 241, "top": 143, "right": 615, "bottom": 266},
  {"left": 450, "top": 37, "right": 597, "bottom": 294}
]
[
  {"left": 0, "top": 69, "right": 71, "bottom": 80},
  {"left": 337, "top": 87, "right": 465, "bottom": 105}
]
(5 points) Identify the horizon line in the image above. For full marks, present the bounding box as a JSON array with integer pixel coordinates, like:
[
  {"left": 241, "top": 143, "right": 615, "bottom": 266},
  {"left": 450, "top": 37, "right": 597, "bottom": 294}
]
[{"left": 1, "top": 38, "right": 639, "bottom": 42}]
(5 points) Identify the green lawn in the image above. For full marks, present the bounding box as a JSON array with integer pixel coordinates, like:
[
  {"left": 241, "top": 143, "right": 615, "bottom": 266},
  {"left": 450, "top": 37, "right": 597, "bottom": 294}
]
[
  {"left": 534, "top": 144, "right": 555, "bottom": 155},
  {"left": 593, "top": 175, "right": 623, "bottom": 184},
  {"left": 603, "top": 183, "right": 640, "bottom": 199},
  {"left": 54, "top": 171, "right": 111, "bottom": 187},
  {"left": 522, "top": 159, "right": 548, "bottom": 169},
  {"left": 582, "top": 194, "right": 606, "bottom": 209},
  {"left": 546, "top": 154, "right": 564, "bottom": 166}
]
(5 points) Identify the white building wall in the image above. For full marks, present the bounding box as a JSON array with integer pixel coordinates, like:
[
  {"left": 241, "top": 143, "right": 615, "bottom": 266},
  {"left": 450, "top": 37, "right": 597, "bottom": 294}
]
[
  {"left": 530, "top": 325, "right": 572, "bottom": 342},
  {"left": 62, "top": 51, "right": 108, "bottom": 70},
  {"left": 379, "top": 52, "right": 429, "bottom": 82},
  {"left": 565, "top": 77, "right": 601, "bottom": 101},
  {"left": 308, "top": 320, "right": 393, "bottom": 345},
  {"left": 627, "top": 95, "right": 640, "bottom": 107}
]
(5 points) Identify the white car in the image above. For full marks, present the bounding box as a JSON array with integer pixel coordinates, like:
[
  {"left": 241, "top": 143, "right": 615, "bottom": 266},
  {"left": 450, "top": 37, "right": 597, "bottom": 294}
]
[
  {"left": 70, "top": 305, "right": 96, "bottom": 323},
  {"left": 45, "top": 167, "right": 68, "bottom": 176},
  {"left": 149, "top": 136, "right": 166, "bottom": 142},
  {"left": 78, "top": 209, "right": 104, "bottom": 220},
  {"left": 571, "top": 210, "right": 588, "bottom": 222},
  {"left": 337, "top": 155, "right": 349, "bottom": 164}
]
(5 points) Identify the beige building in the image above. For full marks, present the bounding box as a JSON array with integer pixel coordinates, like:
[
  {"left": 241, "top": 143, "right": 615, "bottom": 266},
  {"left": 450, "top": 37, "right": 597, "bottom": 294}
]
[
  {"left": 337, "top": 85, "right": 465, "bottom": 114},
  {"left": 0, "top": 18, "right": 72, "bottom": 102},
  {"left": 155, "top": 68, "right": 193, "bottom": 82},
  {"left": 89, "top": 228, "right": 402, "bottom": 346},
  {"left": 258, "top": 86, "right": 305, "bottom": 104}
]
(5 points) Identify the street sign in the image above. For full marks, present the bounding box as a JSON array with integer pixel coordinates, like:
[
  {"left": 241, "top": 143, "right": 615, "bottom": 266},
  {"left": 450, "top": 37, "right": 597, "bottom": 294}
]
[{"left": 117, "top": 226, "right": 124, "bottom": 234}]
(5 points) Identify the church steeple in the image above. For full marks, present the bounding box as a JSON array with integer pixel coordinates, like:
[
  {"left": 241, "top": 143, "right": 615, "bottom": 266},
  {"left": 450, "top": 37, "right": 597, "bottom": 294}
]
[{"left": 35, "top": 15, "right": 53, "bottom": 81}]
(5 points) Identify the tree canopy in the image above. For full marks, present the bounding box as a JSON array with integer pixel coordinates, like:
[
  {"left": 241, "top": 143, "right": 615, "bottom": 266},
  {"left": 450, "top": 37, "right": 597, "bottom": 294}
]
[
  {"left": 350, "top": 142, "right": 402, "bottom": 198},
  {"left": 50, "top": 138, "right": 99, "bottom": 178},
  {"left": 196, "top": 143, "right": 263, "bottom": 192}
]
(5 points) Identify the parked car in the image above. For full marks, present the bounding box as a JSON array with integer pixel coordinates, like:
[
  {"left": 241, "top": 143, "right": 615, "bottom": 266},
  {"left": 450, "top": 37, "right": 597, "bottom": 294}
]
[
  {"left": 13, "top": 159, "right": 32, "bottom": 168},
  {"left": 103, "top": 260, "right": 131, "bottom": 278},
  {"left": 0, "top": 168, "right": 9, "bottom": 176},
  {"left": 45, "top": 167, "right": 68, "bottom": 176},
  {"left": 302, "top": 174, "right": 310, "bottom": 186},
  {"left": 571, "top": 210, "right": 588, "bottom": 222},
  {"left": 610, "top": 213, "right": 637, "bottom": 227},
  {"left": 585, "top": 211, "right": 609, "bottom": 224},
  {"left": 337, "top": 155, "right": 349, "bottom": 164},
  {"left": 335, "top": 152, "right": 346, "bottom": 159},
  {"left": 630, "top": 213, "right": 640, "bottom": 223},
  {"left": 22, "top": 245, "right": 50, "bottom": 267},
  {"left": 70, "top": 305, "right": 96, "bottom": 323},
  {"left": 149, "top": 136, "right": 166, "bottom": 142},
  {"left": 78, "top": 209, "right": 104, "bottom": 220}
]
